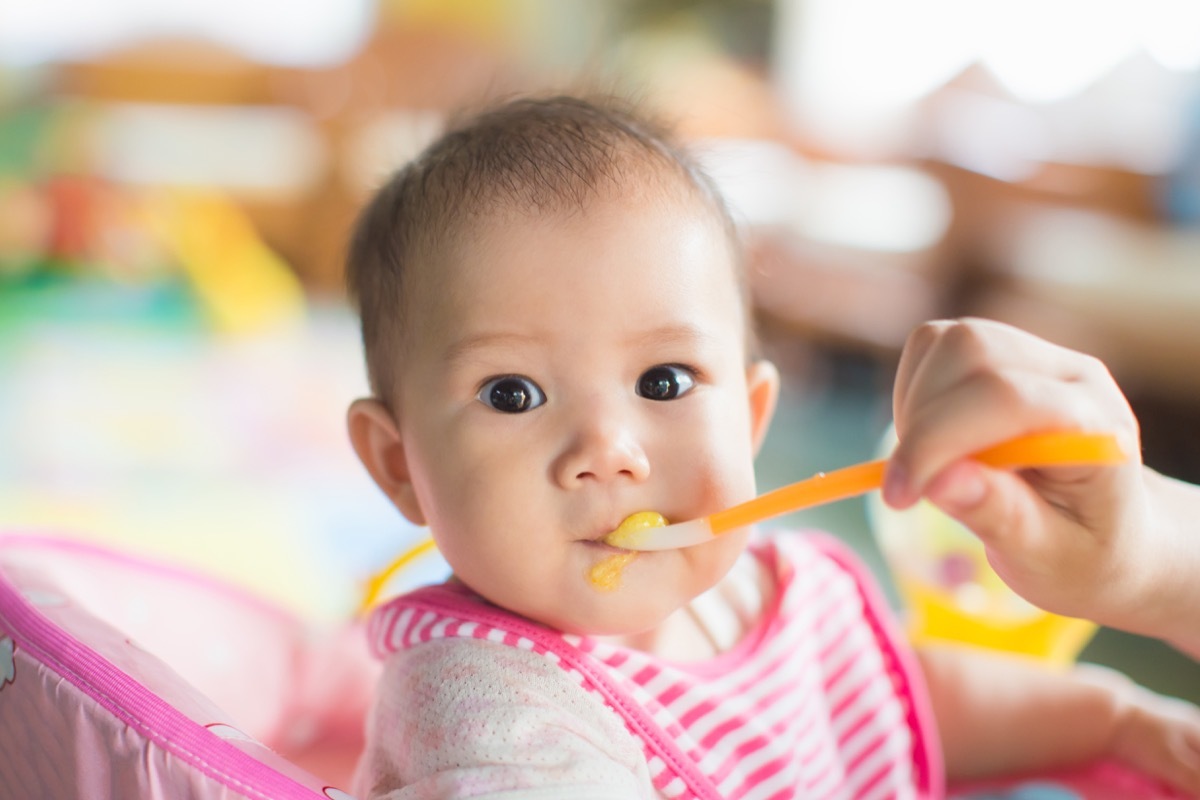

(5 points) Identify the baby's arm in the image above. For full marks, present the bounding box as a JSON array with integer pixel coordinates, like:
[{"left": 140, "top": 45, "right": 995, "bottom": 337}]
[
  {"left": 886, "top": 318, "right": 1200, "bottom": 658},
  {"left": 918, "top": 644, "right": 1200, "bottom": 794},
  {"left": 357, "top": 639, "right": 656, "bottom": 799}
]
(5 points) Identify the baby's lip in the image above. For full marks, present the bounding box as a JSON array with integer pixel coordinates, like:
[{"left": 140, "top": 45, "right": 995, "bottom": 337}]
[
  {"left": 585, "top": 522, "right": 624, "bottom": 543},
  {"left": 584, "top": 539, "right": 635, "bottom": 555},
  {"left": 580, "top": 514, "right": 641, "bottom": 543},
  {"left": 584, "top": 511, "right": 670, "bottom": 544}
]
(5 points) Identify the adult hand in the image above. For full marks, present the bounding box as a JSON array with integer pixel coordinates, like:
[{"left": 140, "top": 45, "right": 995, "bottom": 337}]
[{"left": 882, "top": 318, "right": 1193, "bottom": 651}]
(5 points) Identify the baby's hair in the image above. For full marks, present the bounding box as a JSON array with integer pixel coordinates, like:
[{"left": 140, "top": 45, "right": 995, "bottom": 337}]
[{"left": 345, "top": 93, "right": 753, "bottom": 405}]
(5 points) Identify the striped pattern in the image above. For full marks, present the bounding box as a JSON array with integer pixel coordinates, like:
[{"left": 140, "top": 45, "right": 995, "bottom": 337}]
[{"left": 369, "top": 534, "right": 934, "bottom": 800}]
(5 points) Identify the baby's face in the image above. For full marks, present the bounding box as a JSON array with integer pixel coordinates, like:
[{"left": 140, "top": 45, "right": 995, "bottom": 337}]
[{"left": 390, "top": 186, "right": 775, "bottom": 636}]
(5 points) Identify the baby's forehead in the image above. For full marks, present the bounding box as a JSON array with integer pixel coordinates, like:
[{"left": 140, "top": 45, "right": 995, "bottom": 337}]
[
  {"left": 431, "top": 179, "right": 738, "bottom": 282},
  {"left": 388, "top": 150, "right": 753, "bottom": 364},
  {"left": 457, "top": 157, "right": 731, "bottom": 245},
  {"left": 407, "top": 191, "right": 746, "bottom": 332}
]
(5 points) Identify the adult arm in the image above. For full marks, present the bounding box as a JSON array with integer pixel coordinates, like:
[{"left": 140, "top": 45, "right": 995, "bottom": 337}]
[
  {"left": 917, "top": 643, "right": 1200, "bottom": 793},
  {"left": 1137, "top": 468, "right": 1200, "bottom": 660}
]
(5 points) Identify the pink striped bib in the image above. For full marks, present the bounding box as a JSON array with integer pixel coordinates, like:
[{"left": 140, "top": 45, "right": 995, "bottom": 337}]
[{"left": 367, "top": 533, "right": 942, "bottom": 800}]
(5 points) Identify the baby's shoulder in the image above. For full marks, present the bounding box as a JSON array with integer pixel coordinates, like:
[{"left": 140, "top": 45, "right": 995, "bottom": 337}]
[
  {"left": 367, "top": 586, "right": 609, "bottom": 713},
  {"left": 367, "top": 635, "right": 648, "bottom": 781},
  {"left": 381, "top": 634, "right": 576, "bottom": 699}
]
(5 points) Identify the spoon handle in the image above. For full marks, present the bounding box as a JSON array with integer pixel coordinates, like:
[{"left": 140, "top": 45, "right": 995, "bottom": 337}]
[
  {"left": 709, "top": 461, "right": 885, "bottom": 535},
  {"left": 707, "top": 430, "right": 1125, "bottom": 536}
]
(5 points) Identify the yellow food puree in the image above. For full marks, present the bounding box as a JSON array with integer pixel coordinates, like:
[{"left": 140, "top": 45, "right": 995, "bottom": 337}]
[{"left": 587, "top": 512, "right": 667, "bottom": 591}]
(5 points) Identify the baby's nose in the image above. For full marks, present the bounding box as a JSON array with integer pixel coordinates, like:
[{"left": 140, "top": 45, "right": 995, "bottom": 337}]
[{"left": 553, "top": 417, "right": 651, "bottom": 488}]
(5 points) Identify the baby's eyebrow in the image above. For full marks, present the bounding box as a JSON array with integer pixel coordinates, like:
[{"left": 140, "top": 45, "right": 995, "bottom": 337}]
[
  {"left": 626, "top": 323, "right": 717, "bottom": 350},
  {"left": 443, "top": 331, "right": 545, "bottom": 366},
  {"left": 444, "top": 324, "right": 716, "bottom": 366}
]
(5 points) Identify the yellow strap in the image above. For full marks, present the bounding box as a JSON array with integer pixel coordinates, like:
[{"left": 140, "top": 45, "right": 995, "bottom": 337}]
[{"left": 358, "top": 537, "right": 439, "bottom": 616}]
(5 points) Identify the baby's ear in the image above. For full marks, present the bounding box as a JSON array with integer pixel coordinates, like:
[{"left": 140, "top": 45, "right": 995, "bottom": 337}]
[
  {"left": 347, "top": 398, "right": 427, "bottom": 526},
  {"left": 746, "top": 360, "right": 780, "bottom": 456}
]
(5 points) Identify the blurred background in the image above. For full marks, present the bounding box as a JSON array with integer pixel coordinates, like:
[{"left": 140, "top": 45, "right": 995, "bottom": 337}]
[{"left": 2, "top": 0, "right": 1198, "bottom": 700}]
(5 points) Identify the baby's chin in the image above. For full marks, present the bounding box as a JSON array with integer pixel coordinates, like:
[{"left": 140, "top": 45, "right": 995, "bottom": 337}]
[
  {"left": 580, "top": 548, "right": 744, "bottom": 633},
  {"left": 455, "top": 539, "right": 746, "bottom": 639},
  {"left": 520, "top": 577, "right": 695, "bottom": 639},
  {"left": 447, "top": 573, "right": 674, "bottom": 637}
]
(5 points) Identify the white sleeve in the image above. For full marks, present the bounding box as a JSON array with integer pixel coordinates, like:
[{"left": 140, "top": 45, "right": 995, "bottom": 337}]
[{"left": 355, "top": 638, "right": 659, "bottom": 800}]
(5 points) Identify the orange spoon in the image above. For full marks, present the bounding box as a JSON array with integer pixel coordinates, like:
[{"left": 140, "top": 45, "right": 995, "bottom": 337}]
[{"left": 604, "top": 431, "right": 1126, "bottom": 551}]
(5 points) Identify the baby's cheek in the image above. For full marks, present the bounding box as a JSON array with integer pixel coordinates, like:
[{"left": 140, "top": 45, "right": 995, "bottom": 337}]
[
  {"left": 686, "top": 451, "right": 756, "bottom": 514},
  {"left": 687, "top": 529, "right": 750, "bottom": 596},
  {"left": 693, "top": 405, "right": 760, "bottom": 499}
]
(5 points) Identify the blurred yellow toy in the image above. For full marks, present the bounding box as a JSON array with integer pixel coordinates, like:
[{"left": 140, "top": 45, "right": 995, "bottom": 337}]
[
  {"left": 870, "top": 428, "right": 1101, "bottom": 665},
  {"left": 358, "top": 537, "right": 440, "bottom": 616},
  {"left": 145, "top": 189, "right": 305, "bottom": 334}
]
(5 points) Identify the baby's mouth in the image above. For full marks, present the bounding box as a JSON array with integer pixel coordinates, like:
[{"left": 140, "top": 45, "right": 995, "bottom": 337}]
[
  {"left": 579, "top": 511, "right": 669, "bottom": 551},
  {"left": 598, "top": 511, "right": 669, "bottom": 550},
  {"left": 581, "top": 522, "right": 630, "bottom": 548},
  {"left": 582, "top": 536, "right": 633, "bottom": 554}
]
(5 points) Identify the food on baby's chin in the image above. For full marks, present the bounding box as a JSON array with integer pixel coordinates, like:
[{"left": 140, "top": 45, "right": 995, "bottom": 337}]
[
  {"left": 587, "top": 512, "right": 669, "bottom": 592},
  {"left": 588, "top": 552, "right": 639, "bottom": 591}
]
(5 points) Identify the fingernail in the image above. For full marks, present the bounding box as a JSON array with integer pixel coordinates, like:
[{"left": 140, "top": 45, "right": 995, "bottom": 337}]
[
  {"left": 882, "top": 462, "right": 912, "bottom": 507},
  {"left": 929, "top": 464, "right": 987, "bottom": 512}
]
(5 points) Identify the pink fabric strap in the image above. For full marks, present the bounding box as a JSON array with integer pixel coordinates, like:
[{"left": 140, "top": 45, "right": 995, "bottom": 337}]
[{"left": 805, "top": 533, "right": 944, "bottom": 798}]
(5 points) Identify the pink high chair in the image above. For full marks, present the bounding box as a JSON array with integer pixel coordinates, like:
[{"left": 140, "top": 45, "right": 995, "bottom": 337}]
[
  {"left": 0, "top": 532, "right": 1179, "bottom": 799},
  {"left": 0, "top": 533, "right": 374, "bottom": 799}
]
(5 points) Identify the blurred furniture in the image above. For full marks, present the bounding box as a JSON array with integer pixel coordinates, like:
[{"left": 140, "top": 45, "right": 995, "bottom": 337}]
[
  {"left": 48, "top": 23, "right": 525, "bottom": 292},
  {"left": 971, "top": 202, "right": 1200, "bottom": 398}
]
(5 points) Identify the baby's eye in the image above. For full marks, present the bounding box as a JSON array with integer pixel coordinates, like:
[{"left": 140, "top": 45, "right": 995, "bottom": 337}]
[
  {"left": 477, "top": 375, "right": 546, "bottom": 413},
  {"left": 636, "top": 365, "right": 696, "bottom": 401}
]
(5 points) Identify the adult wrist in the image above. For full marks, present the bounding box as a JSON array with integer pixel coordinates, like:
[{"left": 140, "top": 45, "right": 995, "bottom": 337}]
[{"left": 1113, "top": 469, "right": 1200, "bottom": 656}]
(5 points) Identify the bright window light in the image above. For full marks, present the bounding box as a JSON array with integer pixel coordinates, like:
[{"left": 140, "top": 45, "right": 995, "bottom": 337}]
[
  {"left": 1139, "top": 0, "right": 1200, "bottom": 72},
  {"left": 775, "top": 0, "right": 1200, "bottom": 157},
  {"left": 0, "top": 0, "right": 372, "bottom": 67},
  {"left": 976, "top": 0, "right": 1137, "bottom": 104}
]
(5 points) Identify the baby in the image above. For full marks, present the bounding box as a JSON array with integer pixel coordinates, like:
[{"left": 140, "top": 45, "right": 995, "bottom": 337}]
[{"left": 344, "top": 95, "right": 1200, "bottom": 798}]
